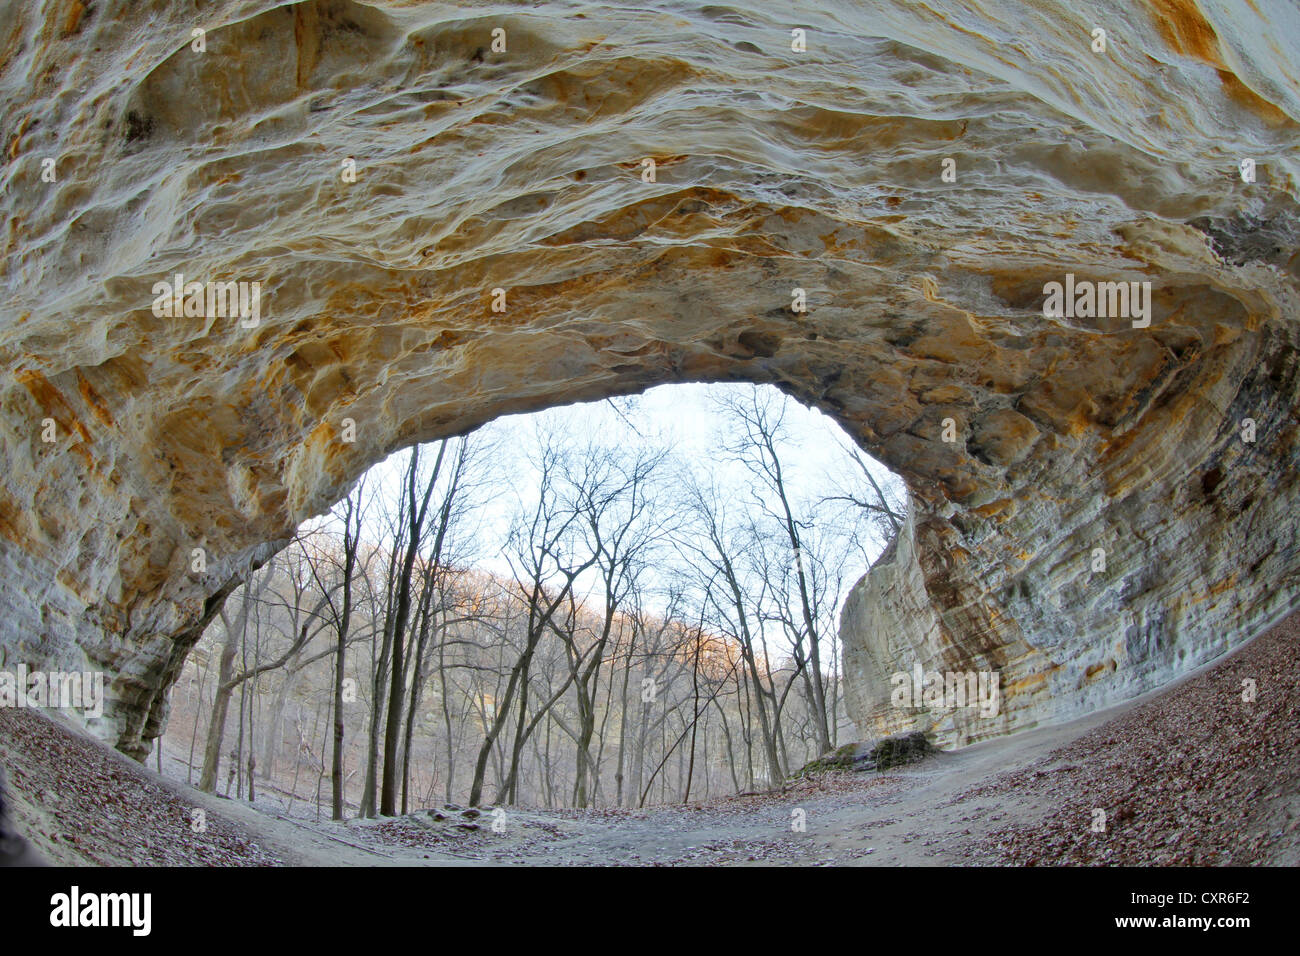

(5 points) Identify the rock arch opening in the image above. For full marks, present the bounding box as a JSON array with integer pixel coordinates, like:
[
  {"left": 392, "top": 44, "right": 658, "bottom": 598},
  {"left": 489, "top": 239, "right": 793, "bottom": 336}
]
[{"left": 0, "top": 0, "right": 1295, "bottom": 793}]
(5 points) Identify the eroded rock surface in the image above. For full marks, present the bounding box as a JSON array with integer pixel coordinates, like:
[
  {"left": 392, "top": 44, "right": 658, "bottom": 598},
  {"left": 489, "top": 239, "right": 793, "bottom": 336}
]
[{"left": 0, "top": 0, "right": 1297, "bottom": 756}]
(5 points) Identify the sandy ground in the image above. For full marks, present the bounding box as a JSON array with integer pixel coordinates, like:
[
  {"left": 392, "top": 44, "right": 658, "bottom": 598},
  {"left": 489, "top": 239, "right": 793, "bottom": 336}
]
[{"left": 2, "top": 611, "right": 1296, "bottom": 866}]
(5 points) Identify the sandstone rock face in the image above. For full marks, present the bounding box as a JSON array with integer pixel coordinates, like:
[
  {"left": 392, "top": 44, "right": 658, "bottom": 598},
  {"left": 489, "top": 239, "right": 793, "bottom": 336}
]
[{"left": 0, "top": 1, "right": 1297, "bottom": 757}]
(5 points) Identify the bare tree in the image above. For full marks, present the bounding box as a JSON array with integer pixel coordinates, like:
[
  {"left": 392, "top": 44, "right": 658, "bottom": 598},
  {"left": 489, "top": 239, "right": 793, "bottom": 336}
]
[{"left": 302, "top": 478, "right": 370, "bottom": 820}]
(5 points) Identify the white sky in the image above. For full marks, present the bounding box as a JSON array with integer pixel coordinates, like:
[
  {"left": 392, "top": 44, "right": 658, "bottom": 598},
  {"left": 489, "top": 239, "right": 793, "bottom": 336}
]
[{"left": 316, "top": 381, "right": 903, "bottom": 624}]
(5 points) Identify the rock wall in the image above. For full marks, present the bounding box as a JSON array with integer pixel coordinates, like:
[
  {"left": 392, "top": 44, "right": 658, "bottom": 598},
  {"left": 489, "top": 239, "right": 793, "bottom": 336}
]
[{"left": 0, "top": 0, "right": 1297, "bottom": 757}]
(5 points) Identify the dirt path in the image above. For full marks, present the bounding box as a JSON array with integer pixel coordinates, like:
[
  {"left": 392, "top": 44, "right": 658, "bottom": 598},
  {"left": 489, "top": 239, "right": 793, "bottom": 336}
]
[
  {"left": 0, "top": 691, "right": 1113, "bottom": 867},
  {"left": 3, "top": 611, "right": 1296, "bottom": 866}
]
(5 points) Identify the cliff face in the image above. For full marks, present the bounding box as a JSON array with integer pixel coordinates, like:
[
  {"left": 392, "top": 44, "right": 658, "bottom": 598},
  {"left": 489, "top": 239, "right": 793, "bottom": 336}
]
[{"left": 0, "top": 0, "right": 1297, "bottom": 757}]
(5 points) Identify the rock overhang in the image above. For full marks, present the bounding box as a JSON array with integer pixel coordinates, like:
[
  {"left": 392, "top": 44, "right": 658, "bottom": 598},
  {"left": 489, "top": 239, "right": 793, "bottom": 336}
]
[{"left": 0, "top": 0, "right": 1297, "bottom": 757}]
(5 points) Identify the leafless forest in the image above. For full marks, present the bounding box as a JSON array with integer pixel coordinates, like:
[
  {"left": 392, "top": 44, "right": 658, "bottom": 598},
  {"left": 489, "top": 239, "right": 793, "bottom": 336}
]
[{"left": 161, "top": 386, "right": 904, "bottom": 818}]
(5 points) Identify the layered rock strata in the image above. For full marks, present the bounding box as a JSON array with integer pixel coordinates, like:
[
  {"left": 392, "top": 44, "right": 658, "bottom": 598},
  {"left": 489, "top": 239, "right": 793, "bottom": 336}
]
[{"left": 0, "top": 0, "right": 1296, "bottom": 756}]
